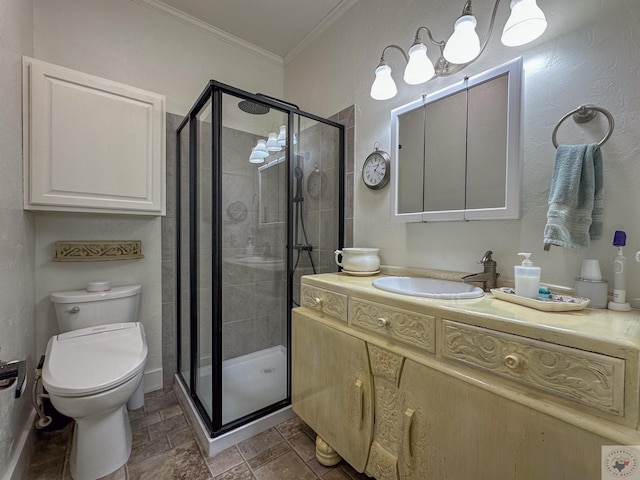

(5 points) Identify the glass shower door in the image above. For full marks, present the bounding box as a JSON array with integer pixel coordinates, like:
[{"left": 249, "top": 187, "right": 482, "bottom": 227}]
[{"left": 220, "top": 92, "right": 289, "bottom": 425}]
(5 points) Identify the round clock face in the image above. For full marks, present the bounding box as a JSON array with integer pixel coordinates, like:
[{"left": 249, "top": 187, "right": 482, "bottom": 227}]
[{"left": 362, "top": 151, "right": 390, "bottom": 189}]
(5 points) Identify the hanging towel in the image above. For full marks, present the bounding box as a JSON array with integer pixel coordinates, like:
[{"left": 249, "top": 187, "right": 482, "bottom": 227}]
[{"left": 543, "top": 144, "right": 604, "bottom": 251}]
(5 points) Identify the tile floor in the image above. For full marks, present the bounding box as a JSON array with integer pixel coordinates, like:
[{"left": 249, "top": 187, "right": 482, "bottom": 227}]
[{"left": 25, "top": 386, "right": 371, "bottom": 480}]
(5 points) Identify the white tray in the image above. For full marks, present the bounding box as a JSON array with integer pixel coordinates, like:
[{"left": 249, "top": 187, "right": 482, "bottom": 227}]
[{"left": 490, "top": 287, "right": 590, "bottom": 312}]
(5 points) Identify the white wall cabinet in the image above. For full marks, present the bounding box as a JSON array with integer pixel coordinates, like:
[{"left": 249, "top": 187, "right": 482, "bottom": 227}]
[{"left": 23, "top": 57, "right": 166, "bottom": 215}]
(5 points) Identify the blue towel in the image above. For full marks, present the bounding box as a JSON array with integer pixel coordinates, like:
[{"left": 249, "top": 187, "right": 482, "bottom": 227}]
[{"left": 543, "top": 144, "right": 604, "bottom": 251}]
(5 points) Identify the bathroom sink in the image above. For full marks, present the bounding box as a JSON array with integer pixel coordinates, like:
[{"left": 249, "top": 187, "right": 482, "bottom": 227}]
[
  {"left": 236, "top": 256, "right": 284, "bottom": 265},
  {"left": 372, "top": 276, "right": 484, "bottom": 299}
]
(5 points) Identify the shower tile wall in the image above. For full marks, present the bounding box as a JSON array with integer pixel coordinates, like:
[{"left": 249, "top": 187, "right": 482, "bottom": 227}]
[
  {"left": 292, "top": 106, "right": 355, "bottom": 304},
  {"left": 162, "top": 106, "right": 355, "bottom": 383},
  {"left": 219, "top": 126, "right": 286, "bottom": 361}
]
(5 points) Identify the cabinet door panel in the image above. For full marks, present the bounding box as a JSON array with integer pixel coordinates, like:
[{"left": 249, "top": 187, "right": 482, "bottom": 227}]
[
  {"left": 399, "top": 359, "right": 606, "bottom": 480},
  {"left": 24, "top": 57, "right": 165, "bottom": 215},
  {"left": 292, "top": 310, "right": 373, "bottom": 472}
]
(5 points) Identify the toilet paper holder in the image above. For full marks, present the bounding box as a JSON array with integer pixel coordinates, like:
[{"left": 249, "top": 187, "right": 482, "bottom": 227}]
[{"left": 0, "top": 350, "right": 27, "bottom": 398}]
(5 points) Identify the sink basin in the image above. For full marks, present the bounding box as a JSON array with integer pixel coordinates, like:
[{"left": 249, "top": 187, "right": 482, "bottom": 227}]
[
  {"left": 372, "top": 276, "right": 484, "bottom": 299},
  {"left": 236, "top": 256, "right": 284, "bottom": 265}
]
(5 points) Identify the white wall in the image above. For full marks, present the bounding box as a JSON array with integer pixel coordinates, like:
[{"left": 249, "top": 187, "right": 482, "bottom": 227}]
[
  {"left": 31, "top": 0, "right": 285, "bottom": 386},
  {"left": 0, "top": 1, "right": 35, "bottom": 477},
  {"left": 285, "top": 0, "right": 640, "bottom": 301}
]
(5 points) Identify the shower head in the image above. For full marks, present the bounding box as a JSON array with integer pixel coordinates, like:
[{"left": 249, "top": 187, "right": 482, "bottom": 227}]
[{"left": 238, "top": 100, "right": 270, "bottom": 115}]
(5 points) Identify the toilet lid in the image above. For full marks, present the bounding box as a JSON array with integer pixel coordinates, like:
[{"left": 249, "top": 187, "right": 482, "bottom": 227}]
[{"left": 43, "top": 323, "right": 148, "bottom": 397}]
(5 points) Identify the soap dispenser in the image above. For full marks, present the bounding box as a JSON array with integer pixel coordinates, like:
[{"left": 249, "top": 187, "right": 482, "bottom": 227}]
[{"left": 514, "top": 253, "right": 541, "bottom": 299}]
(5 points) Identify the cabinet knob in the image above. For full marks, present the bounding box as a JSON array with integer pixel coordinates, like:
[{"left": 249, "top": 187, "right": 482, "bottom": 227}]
[
  {"left": 313, "top": 297, "right": 322, "bottom": 306},
  {"left": 503, "top": 353, "right": 523, "bottom": 370},
  {"left": 377, "top": 317, "right": 389, "bottom": 328}
]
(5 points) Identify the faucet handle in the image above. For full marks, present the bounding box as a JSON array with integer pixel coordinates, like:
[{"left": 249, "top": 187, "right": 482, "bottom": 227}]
[{"left": 479, "top": 250, "right": 494, "bottom": 264}]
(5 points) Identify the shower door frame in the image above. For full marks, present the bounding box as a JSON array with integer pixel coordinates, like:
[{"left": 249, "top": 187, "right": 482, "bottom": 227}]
[{"left": 175, "top": 80, "right": 345, "bottom": 438}]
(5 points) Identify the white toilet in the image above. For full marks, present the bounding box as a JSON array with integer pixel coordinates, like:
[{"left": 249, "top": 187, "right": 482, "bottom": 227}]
[{"left": 42, "top": 283, "right": 148, "bottom": 480}]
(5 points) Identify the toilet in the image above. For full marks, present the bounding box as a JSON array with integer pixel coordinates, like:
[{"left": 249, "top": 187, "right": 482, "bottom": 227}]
[{"left": 42, "top": 283, "right": 148, "bottom": 480}]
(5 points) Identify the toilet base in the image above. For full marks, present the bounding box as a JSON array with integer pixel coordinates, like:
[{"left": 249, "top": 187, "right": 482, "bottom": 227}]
[{"left": 69, "top": 404, "right": 132, "bottom": 480}]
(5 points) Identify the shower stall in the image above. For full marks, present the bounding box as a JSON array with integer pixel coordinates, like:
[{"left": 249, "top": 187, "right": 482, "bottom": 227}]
[{"left": 175, "top": 81, "right": 344, "bottom": 454}]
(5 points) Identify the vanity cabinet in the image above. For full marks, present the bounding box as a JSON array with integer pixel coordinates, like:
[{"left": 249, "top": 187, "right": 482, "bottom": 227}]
[
  {"left": 22, "top": 57, "right": 166, "bottom": 215},
  {"left": 292, "top": 273, "right": 640, "bottom": 480}
]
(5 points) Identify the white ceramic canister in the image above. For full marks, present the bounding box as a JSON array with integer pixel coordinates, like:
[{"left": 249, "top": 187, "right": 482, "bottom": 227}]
[{"left": 335, "top": 248, "right": 380, "bottom": 272}]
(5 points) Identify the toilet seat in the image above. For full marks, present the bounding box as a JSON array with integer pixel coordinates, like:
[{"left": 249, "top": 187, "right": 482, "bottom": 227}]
[{"left": 43, "top": 322, "right": 147, "bottom": 397}]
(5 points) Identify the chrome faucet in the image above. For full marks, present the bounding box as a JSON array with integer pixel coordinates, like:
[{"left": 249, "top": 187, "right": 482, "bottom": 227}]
[{"left": 461, "top": 250, "right": 499, "bottom": 291}]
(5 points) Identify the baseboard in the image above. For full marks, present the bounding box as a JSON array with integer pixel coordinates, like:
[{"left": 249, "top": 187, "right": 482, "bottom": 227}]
[
  {"left": 144, "top": 368, "right": 163, "bottom": 393},
  {"left": 3, "top": 409, "right": 37, "bottom": 480}
]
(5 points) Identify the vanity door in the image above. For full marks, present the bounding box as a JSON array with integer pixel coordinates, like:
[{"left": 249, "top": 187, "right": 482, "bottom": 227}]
[
  {"left": 398, "top": 359, "right": 604, "bottom": 480},
  {"left": 292, "top": 309, "right": 374, "bottom": 472}
]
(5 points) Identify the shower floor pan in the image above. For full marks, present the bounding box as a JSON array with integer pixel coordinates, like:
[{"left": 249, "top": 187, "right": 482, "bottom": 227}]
[{"left": 175, "top": 345, "right": 293, "bottom": 456}]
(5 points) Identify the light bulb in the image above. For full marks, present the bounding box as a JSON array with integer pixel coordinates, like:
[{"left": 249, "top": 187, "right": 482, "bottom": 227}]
[
  {"left": 370, "top": 63, "right": 397, "bottom": 100},
  {"left": 403, "top": 42, "right": 435, "bottom": 85},
  {"left": 266, "top": 132, "right": 281, "bottom": 152},
  {"left": 277, "top": 125, "right": 287, "bottom": 146},
  {"left": 443, "top": 15, "right": 481, "bottom": 65},
  {"left": 249, "top": 148, "right": 265, "bottom": 164},
  {"left": 501, "top": 0, "right": 547, "bottom": 47}
]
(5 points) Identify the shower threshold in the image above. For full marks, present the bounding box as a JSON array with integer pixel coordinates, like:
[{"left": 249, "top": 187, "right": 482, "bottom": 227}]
[{"left": 174, "top": 345, "right": 294, "bottom": 456}]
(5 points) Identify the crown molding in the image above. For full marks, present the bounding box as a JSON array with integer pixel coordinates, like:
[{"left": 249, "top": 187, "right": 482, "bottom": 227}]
[
  {"left": 131, "top": 0, "right": 284, "bottom": 67},
  {"left": 284, "top": 0, "right": 359, "bottom": 66}
]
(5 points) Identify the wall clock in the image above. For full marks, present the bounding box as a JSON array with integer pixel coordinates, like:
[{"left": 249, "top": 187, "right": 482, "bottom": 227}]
[{"left": 362, "top": 143, "right": 390, "bottom": 190}]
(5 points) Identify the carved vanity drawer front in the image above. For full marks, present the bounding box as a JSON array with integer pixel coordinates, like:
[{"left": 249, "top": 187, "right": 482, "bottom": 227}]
[
  {"left": 441, "top": 320, "right": 626, "bottom": 416},
  {"left": 350, "top": 297, "right": 435, "bottom": 353},
  {"left": 301, "top": 285, "right": 348, "bottom": 322}
]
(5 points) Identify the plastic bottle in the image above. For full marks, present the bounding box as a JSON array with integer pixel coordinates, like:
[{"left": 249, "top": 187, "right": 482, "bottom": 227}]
[
  {"left": 514, "top": 253, "right": 541, "bottom": 299},
  {"left": 608, "top": 230, "right": 631, "bottom": 311}
]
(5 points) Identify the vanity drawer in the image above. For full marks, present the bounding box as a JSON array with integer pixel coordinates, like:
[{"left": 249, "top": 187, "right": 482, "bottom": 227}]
[
  {"left": 441, "top": 320, "right": 625, "bottom": 416},
  {"left": 301, "top": 285, "right": 348, "bottom": 322},
  {"left": 349, "top": 297, "right": 435, "bottom": 353}
]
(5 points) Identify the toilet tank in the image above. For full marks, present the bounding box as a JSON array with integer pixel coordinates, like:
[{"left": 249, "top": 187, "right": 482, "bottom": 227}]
[{"left": 50, "top": 284, "right": 142, "bottom": 333}]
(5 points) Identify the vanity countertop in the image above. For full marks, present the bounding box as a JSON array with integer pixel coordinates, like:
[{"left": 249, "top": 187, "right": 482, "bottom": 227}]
[{"left": 301, "top": 271, "right": 640, "bottom": 358}]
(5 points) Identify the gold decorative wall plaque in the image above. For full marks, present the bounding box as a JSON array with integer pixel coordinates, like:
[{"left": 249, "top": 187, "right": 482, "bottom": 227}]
[{"left": 54, "top": 241, "right": 144, "bottom": 262}]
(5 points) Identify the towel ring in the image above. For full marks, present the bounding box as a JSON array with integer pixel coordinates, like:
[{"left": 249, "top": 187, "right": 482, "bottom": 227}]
[{"left": 551, "top": 104, "right": 614, "bottom": 148}]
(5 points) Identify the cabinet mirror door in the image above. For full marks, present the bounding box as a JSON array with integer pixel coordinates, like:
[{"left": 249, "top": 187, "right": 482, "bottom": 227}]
[{"left": 391, "top": 57, "right": 522, "bottom": 222}]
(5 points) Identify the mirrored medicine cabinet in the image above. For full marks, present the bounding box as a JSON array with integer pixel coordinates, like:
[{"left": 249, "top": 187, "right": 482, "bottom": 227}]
[
  {"left": 258, "top": 156, "right": 287, "bottom": 225},
  {"left": 390, "top": 57, "right": 522, "bottom": 222}
]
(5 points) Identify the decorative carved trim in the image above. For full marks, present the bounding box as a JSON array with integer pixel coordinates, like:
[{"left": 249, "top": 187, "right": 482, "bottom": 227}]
[
  {"left": 368, "top": 345, "right": 404, "bottom": 386},
  {"left": 301, "top": 285, "right": 347, "bottom": 321},
  {"left": 53, "top": 240, "right": 144, "bottom": 262},
  {"left": 442, "top": 320, "right": 625, "bottom": 415},
  {"left": 350, "top": 298, "right": 435, "bottom": 353},
  {"left": 373, "top": 378, "right": 401, "bottom": 453},
  {"left": 366, "top": 441, "right": 399, "bottom": 480}
]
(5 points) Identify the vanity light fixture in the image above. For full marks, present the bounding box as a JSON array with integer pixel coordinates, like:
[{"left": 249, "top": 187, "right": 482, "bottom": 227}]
[
  {"left": 266, "top": 132, "right": 282, "bottom": 152},
  {"left": 249, "top": 127, "right": 297, "bottom": 163},
  {"left": 249, "top": 148, "right": 266, "bottom": 164},
  {"left": 370, "top": 0, "right": 547, "bottom": 100}
]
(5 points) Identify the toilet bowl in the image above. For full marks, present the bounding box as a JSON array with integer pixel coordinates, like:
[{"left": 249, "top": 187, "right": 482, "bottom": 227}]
[{"left": 42, "top": 285, "right": 147, "bottom": 480}]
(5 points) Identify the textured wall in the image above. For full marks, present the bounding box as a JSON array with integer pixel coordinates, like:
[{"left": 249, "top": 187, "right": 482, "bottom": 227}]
[
  {"left": 32, "top": 0, "right": 284, "bottom": 115},
  {"left": 285, "top": 0, "right": 640, "bottom": 301},
  {"left": 0, "top": 0, "right": 35, "bottom": 477}
]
